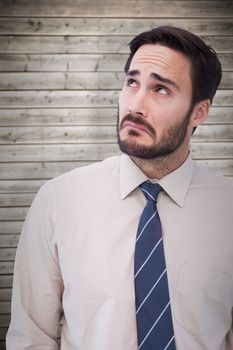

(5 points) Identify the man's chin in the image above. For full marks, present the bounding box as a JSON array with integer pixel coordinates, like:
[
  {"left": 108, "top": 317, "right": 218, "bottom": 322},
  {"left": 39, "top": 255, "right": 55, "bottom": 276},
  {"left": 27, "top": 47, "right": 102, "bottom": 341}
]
[{"left": 118, "top": 139, "right": 157, "bottom": 159}]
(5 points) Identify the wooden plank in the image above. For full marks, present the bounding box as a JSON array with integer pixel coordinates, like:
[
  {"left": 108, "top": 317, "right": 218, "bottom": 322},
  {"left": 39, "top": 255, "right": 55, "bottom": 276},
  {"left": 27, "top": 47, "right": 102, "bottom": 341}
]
[
  {"left": 0, "top": 288, "right": 11, "bottom": 301},
  {"left": 0, "top": 262, "right": 14, "bottom": 275},
  {"left": 0, "top": 17, "right": 232, "bottom": 35},
  {"left": 0, "top": 276, "right": 13, "bottom": 288},
  {"left": 0, "top": 235, "right": 19, "bottom": 248},
  {"left": 215, "top": 54, "right": 233, "bottom": 71},
  {"left": 0, "top": 107, "right": 232, "bottom": 126},
  {"left": 0, "top": 71, "right": 231, "bottom": 90},
  {"left": 190, "top": 142, "right": 233, "bottom": 159},
  {"left": 0, "top": 124, "right": 232, "bottom": 145},
  {"left": 0, "top": 301, "right": 10, "bottom": 314},
  {"left": 221, "top": 72, "right": 233, "bottom": 89},
  {"left": 0, "top": 222, "right": 23, "bottom": 235},
  {"left": 0, "top": 72, "right": 125, "bottom": 90},
  {"left": 190, "top": 159, "right": 233, "bottom": 176},
  {"left": 0, "top": 54, "right": 127, "bottom": 72},
  {"left": 0, "top": 193, "right": 35, "bottom": 207},
  {"left": 0, "top": 53, "right": 232, "bottom": 72},
  {"left": 0, "top": 143, "right": 232, "bottom": 163},
  {"left": 0, "top": 125, "right": 117, "bottom": 144},
  {"left": 0, "top": 208, "right": 29, "bottom": 222},
  {"left": 0, "top": 90, "right": 231, "bottom": 108},
  {"left": 0, "top": 1, "right": 232, "bottom": 18},
  {"left": 206, "top": 107, "right": 233, "bottom": 124},
  {"left": 0, "top": 36, "right": 231, "bottom": 54},
  {"left": 0, "top": 180, "right": 46, "bottom": 193},
  {"left": 192, "top": 125, "right": 233, "bottom": 142},
  {"left": 213, "top": 91, "right": 233, "bottom": 107},
  {"left": 0, "top": 90, "right": 119, "bottom": 108},
  {"left": 0, "top": 248, "right": 15, "bottom": 262},
  {"left": 0, "top": 159, "right": 233, "bottom": 181},
  {"left": 0, "top": 108, "right": 117, "bottom": 126},
  {"left": 0, "top": 314, "right": 10, "bottom": 327}
]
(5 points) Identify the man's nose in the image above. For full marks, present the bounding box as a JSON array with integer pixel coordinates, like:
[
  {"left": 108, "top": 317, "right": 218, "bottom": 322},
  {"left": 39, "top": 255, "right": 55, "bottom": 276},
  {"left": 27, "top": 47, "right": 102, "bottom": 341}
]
[{"left": 127, "top": 89, "right": 148, "bottom": 117}]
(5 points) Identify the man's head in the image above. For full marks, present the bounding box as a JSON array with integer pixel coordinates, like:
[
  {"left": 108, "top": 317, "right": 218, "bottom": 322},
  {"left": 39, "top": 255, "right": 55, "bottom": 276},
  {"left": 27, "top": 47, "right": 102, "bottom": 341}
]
[
  {"left": 125, "top": 26, "right": 222, "bottom": 106},
  {"left": 117, "top": 26, "right": 222, "bottom": 160}
]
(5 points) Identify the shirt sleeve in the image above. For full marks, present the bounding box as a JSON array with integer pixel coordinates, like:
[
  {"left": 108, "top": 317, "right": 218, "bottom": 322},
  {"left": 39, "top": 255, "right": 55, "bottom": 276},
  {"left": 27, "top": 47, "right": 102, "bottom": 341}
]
[{"left": 6, "top": 183, "right": 64, "bottom": 350}]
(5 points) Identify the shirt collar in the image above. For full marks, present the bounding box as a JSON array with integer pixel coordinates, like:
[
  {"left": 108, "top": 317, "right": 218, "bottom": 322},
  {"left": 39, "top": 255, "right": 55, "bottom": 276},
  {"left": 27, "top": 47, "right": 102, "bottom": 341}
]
[
  {"left": 119, "top": 153, "right": 194, "bottom": 207},
  {"left": 120, "top": 154, "right": 148, "bottom": 199}
]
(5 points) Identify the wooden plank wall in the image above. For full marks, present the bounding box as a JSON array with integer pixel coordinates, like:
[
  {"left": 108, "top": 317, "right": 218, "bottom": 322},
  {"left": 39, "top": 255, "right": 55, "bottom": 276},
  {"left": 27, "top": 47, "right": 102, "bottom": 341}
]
[{"left": 0, "top": 0, "right": 232, "bottom": 348}]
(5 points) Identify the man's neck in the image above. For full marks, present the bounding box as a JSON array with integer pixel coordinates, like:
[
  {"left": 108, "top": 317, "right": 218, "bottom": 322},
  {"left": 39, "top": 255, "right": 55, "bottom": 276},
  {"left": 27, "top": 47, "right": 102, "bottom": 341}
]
[{"left": 130, "top": 149, "right": 190, "bottom": 180}]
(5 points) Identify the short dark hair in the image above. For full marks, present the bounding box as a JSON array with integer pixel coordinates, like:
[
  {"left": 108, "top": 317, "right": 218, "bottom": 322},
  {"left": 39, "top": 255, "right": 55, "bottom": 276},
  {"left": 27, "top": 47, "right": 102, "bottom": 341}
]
[{"left": 124, "top": 26, "right": 222, "bottom": 105}]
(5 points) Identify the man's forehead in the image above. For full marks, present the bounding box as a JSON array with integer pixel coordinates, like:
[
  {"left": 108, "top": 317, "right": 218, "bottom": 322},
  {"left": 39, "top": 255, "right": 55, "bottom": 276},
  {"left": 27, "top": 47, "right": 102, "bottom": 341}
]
[
  {"left": 130, "top": 44, "right": 190, "bottom": 71},
  {"left": 129, "top": 43, "right": 191, "bottom": 81}
]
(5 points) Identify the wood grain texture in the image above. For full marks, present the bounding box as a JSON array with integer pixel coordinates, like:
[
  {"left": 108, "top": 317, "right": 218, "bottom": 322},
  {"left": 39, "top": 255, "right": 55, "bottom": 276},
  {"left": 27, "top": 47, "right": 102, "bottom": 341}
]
[
  {"left": 0, "top": 1, "right": 232, "bottom": 18},
  {"left": 0, "top": 288, "right": 12, "bottom": 301},
  {"left": 0, "top": 262, "right": 14, "bottom": 275},
  {"left": 0, "top": 107, "right": 232, "bottom": 125},
  {"left": 0, "top": 222, "right": 23, "bottom": 235},
  {"left": 0, "top": 208, "right": 29, "bottom": 222},
  {"left": 0, "top": 71, "right": 232, "bottom": 90},
  {"left": 0, "top": 143, "right": 232, "bottom": 163},
  {"left": 0, "top": 248, "right": 15, "bottom": 261},
  {"left": 0, "top": 36, "right": 232, "bottom": 54},
  {"left": 0, "top": 53, "right": 232, "bottom": 72},
  {"left": 0, "top": 90, "right": 231, "bottom": 108},
  {"left": 0, "top": 276, "right": 13, "bottom": 289},
  {"left": 0, "top": 125, "right": 232, "bottom": 145},
  {"left": 0, "top": 179, "right": 47, "bottom": 192},
  {"left": 0, "top": 235, "right": 19, "bottom": 247},
  {"left": 0, "top": 314, "right": 10, "bottom": 326},
  {"left": 0, "top": 301, "right": 10, "bottom": 314},
  {"left": 0, "top": 193, "right": 35, "bottom": 207},
  {"left": 0, "top": 108, "right": 117, "bottom": 126},
  {"left": 0, "top": 18, "right": 232, "bottom": 35}
]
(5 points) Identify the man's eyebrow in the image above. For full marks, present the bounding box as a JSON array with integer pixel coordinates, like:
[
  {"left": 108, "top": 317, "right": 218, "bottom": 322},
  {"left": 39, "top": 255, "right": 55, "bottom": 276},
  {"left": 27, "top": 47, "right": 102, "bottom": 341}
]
[
  {"left": 151, "top": 72, "right": 180, "bottom": 91},
  {"left": 126, "top": 69, "right": 140, "bottom": 77},
  {"left": 126, "top": 69, "right": 180, "bottom": 91}
]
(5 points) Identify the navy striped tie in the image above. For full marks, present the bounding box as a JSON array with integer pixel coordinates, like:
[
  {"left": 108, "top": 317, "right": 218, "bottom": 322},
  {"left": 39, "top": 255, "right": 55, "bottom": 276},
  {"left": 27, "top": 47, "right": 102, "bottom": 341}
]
[{"left": 134, "top": 182, "right": 176, "bottom": 349}]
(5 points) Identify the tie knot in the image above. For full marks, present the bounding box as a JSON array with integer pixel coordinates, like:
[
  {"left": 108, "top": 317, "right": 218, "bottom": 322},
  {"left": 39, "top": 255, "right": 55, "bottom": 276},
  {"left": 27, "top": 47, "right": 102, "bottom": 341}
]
[{"left": 140, "top": 182, "right": 163, "bottom": 202}]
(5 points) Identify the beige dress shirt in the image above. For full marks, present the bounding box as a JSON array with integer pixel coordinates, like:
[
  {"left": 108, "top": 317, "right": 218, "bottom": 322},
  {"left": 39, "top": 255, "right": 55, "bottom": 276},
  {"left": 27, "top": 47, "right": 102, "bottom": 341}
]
[{"left": 6, "top": 154, "right": 233, "bottom": 350}]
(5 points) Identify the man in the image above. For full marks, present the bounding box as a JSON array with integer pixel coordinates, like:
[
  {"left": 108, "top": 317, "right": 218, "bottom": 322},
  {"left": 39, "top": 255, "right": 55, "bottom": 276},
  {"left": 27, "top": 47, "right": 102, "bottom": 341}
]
[{"left": 6, "top": 26, "right": 233, "bottom": 349}]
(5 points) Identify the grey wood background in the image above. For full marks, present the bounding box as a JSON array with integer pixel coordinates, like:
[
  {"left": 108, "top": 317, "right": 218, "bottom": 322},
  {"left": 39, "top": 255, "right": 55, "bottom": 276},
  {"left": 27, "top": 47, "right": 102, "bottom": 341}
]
[{"left": 0, "top": 0, "right": 232, "bottom": 348}]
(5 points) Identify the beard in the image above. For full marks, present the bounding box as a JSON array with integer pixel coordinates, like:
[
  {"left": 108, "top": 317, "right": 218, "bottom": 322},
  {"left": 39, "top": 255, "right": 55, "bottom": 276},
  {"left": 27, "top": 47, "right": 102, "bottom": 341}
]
[{"left": 117, "top": 104, "right": 194, "bottom": 160}]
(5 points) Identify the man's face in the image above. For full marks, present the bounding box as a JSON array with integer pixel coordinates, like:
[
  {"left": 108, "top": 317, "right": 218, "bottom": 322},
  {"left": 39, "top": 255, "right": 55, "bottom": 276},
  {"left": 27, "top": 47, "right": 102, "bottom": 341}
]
[{"left": 117, "top": 44, "right": 194, "bottom": 159}]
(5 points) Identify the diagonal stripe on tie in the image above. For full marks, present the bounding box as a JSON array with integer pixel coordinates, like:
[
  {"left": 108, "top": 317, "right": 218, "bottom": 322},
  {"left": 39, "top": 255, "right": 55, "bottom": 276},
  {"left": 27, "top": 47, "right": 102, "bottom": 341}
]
[
  {"left": 134, "top": 182, "right": 176, "bottom": 350},
  {"left": 136, "top": 268, "right": 166, "bottom": 314},
  {"left": 134, "top": 237, "right": 163, "bottom": 278}
]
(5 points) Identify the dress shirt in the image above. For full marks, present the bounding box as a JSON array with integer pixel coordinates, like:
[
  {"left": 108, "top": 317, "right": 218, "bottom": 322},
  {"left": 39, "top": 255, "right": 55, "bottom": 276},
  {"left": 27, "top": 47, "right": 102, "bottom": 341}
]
[{"left": 6, "top": 153, "right": 233, "bottom": 350}]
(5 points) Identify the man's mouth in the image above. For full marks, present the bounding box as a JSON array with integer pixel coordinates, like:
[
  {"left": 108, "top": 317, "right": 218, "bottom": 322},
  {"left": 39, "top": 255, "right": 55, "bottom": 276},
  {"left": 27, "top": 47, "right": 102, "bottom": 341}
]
[{"left": 122, "top": 121, "right": 151, "bottom": 135}]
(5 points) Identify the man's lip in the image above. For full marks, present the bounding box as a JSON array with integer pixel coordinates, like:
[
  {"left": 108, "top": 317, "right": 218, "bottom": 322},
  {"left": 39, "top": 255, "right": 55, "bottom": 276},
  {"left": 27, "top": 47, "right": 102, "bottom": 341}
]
[{"left": 122, "top": 121, "right": 151, "bottom": 134}]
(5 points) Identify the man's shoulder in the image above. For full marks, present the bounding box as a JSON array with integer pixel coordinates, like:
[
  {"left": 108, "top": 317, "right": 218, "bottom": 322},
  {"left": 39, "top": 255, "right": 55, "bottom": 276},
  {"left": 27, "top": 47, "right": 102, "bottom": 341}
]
[{"left": 40, "top": 155, "right": 121, "bottom": 194}]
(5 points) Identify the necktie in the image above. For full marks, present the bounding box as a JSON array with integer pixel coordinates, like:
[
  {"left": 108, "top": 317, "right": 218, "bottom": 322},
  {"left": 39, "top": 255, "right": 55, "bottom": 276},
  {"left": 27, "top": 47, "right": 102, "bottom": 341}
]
[{"left": 134, "top": 182, "right": 176, "bottom": 349}]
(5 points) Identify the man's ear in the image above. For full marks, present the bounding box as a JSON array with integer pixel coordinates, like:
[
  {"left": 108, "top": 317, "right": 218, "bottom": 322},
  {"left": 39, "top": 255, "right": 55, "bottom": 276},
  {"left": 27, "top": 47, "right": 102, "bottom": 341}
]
[{"left": 191, "top": 99, "right": 211, "bottom": 128}]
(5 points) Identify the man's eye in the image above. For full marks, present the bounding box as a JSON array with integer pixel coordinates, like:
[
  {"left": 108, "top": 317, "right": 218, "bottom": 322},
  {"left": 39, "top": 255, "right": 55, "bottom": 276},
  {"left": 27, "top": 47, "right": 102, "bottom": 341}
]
[
  {"left": 156, "top": 86, "right": 169, "bottom": 95},
  {"left": 127, "top": 79, "right": 137, "bottom": 87}
]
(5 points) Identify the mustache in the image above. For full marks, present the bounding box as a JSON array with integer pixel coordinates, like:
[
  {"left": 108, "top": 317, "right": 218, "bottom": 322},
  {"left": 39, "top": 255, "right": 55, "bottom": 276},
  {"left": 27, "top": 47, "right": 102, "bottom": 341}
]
[{"left": 119, "top": 114, "right": 156, "bottom": 136}]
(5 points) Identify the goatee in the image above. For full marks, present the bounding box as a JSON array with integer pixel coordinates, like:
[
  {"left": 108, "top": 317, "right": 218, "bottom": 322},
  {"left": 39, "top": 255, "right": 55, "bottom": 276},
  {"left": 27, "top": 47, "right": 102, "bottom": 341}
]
[{"left": 117, "top": 105, "right": 194, "bottom": 160}]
